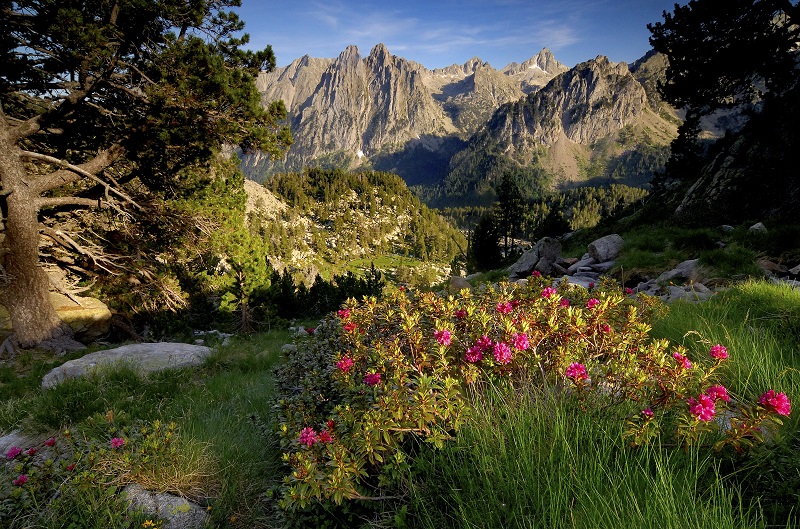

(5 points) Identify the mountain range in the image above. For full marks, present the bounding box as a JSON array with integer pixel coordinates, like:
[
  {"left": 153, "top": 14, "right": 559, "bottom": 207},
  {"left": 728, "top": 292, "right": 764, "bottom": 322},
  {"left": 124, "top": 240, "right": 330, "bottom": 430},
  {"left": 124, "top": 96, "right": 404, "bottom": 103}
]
[{"left": 240, "top": 44, "right": 679, "bottom": 206}]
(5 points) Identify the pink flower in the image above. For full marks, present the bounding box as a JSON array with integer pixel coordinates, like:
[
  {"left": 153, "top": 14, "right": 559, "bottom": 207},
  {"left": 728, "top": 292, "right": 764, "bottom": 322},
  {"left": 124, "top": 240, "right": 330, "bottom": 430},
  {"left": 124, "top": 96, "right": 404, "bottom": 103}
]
[
  {"left": 336, "top": 356, "right": 354, "bottom": 372},
  {"left": 110, "top": 438, "right": 125, "bottom": 449},
  {"left": 12, "top": 475, "right": 28, "bottom": 486},
  {"left": 343, "top": 321, "right": 357, "bottom": 332},
  {"left": 565, "top": 362, "right": 588, "bottom": 381},
  {"left": 475, "top": 335, "right": 493, "bottom": 352},
  {"left": 511, "top": 332, "right": 530, "bottom": 351},
  {"left": 337, "top": 308, "right": 351, "bottom": 320},
  {"left": 363, "top": 373, "right": 381, "bottom": 386},
  {"left": 531, "top": 270, "right": 542, "bottom": 278},
  {"left": 434, "top": 329, "right": 452, "bottom": 346},
  {"left": 5, "top": 446, "right": 22, "bottom": 460},
  {"left": 26, "top": 447, "right": 37, "bottom": 456},
  {"left": 66, "top": 463, "right": 76, "bottom": 471},
  {"left": 541, "top": 287, "right": 557, "bottom": 298},
  {"left": 318, "top": 430, "right": 333, "bottom": 444},
  {"left": 464, "top": 345, "right": 483, "bottom": 363},
  {"left": 625, "top": 287, "right": 634, "bottom": 295},
  {"left": 760, "top": 390, "right": 791, "bottom": 416},
  {"left": 306, "top": 327, "right": 315, "bottom": 335},
  {"left": 44, "top": 438, "right": 56, "bottom": 447},
  {"left": 559, "top": 298, "right": 570, "bottom": 307},
  {"left": 588, "top": 282, "right": 595, "bottom": 289},
  {"left": 709, "top": 344, "right": 729, "bottom": 360},
  {"left": 599, "top": 323, "right": 611, "bottom": 334},
  {"left": 706, "top": 385, "right": 730, "bottom": 403},
  {"left": 493, "top": 342, "right": 513, "bottom": 364},
  {"left": 496, "top": 301, "right": 513, "bottom": 314},
  {"left": 455, "top": 309, "right": 467, "bottom": 319},
  {"left": 688, "top": 394, "right": 716, "bottom": 422},
  {"left": 641, "top": 408, "right": 654, "bottom": 418},
  {"left": 586, "top": 298, "right": 600, "bottom": 309},
  {"left": 298, "top": 427, "right": 317, "bottom": 446},
  {"left": 327, "top": 419, "right": 336, "bottom": 431},
  {"left": 672, "top": 351, "right": 692, "bottom": 370}
]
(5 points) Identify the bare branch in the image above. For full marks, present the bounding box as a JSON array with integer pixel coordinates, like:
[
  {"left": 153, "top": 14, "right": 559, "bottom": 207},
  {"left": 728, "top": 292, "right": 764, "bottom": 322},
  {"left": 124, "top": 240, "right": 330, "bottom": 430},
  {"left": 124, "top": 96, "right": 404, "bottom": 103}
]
[
  {"left": 37, "top": 197, "right": 106, "bottom": 209},
  {"left": 38, "top": 225, "right": 122, "bottom": 275},
  {"left": 23, "top": 147, "right": 140, "bottom": 209}
]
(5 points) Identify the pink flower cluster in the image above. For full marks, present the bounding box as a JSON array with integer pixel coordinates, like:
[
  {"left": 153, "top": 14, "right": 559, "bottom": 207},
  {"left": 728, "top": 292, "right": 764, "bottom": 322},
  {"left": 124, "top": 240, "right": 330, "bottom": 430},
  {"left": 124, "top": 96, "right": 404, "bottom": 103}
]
[
  {"left": 493, "top": 342, "right": 513, "bottom": 364},
  {"left": 110, "top": 437, "right": 125, "bottom": 449},
  {"left": 5, "top": 446, "right": 22, "bottom": 460},
  {"left": 12, "top": 474, "right": 27, "bottom": 486},
  {"left": 336, "top": 356, "right": 354, "bottom": 372},
  {"left": 641, "top": 408, "right": 654, "bottom": 418},
  {"left": 688, "top": 394, "right": 716, "bottom": 421},
  {"left": 343, "top": 321, "right": 357, "bottom": 332},
  {"left": 565, "top": 362, "right": 588, "bottom": 381},
  {"left": 541, "top": 287, "right": 557, "bottom": 298},
  {"left": 337, "top": 308, "right": 351, "bottom": 319},
  {"left": 672, "top": 351, "right": 692, "bottom": 370},
  {"left": 760, "top": 390, "right": 791, "bottom": 416},
  {"left": 687, "top": 384, "right": 731, "bottom": 422},
  {"left": 455, "top": 309, "right": 467, "bottom": 319},
  {"left": 299, "top": 426, "right": 335, "bottom": 447},
  {"left": 363, "top": 372, "right": 381, "bottom": 386},
  {"left": 511, "top": 332, "right": 529, "bottom": 351},
  {"left": 586, "top": 298, "right": 600, "bottom": 309},
  {"left": 434, "top": 329, "right": 452, "bottom": 346},
  {"left": 496, "top": 301, "right": 513, "bottom": 314},
  {"left": 559, "top": 298, "right": 570, "bottom": 307},
  {"left": 465, "top": 335, "right": 494, "bottom": 363},
  {"left": 709, "top": 344, "right": 729, "bottom": 360}
]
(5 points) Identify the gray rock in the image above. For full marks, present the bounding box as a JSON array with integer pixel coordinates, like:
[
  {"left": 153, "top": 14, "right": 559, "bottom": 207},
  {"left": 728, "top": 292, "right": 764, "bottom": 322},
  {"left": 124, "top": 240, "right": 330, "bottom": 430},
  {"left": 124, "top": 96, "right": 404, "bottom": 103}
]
[
  {"left": 789, "top": 264, "right": 800, "bottom": 276},
  {"left": 656, "top": 259, "right": 700, "bottom": 283},
  {"left": 558, "top": 276, "right": 595, "bottom": 289},
  {"left": 720, "top": 225, "right": 735, "bottom": 232},
  {"left": 590, "top": 261, "right": 616, "bottom": 273},
  {"left": 125, "top": 484, "right": 209, "bottom": 529},
  {"left": 507, "top": 237, "right": 561, "bottom": 278},
  {"left": 41, "top": 343, "right": 213, "bottom": 389},
  {"left": 588, "top": 234, "right": 624, "bottom": 262},
  {"left": 748, "top": 222, "right": 767, "bottom": 233},
  {"left": 507, "top": 247, "right": 539, "bottom": 277},
  {"left": 566, "top": 256, "right": 596, "bottom": 275},
  {"left": 449, "top": 276, "right": 472, "bottom": 292}
]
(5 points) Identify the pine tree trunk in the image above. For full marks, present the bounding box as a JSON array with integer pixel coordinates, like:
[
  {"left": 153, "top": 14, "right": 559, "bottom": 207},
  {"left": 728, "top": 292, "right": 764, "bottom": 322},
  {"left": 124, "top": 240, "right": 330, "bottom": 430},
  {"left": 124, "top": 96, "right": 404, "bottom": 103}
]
[{"left": 0, "top": 127, "right": 72, "bottom": 349}]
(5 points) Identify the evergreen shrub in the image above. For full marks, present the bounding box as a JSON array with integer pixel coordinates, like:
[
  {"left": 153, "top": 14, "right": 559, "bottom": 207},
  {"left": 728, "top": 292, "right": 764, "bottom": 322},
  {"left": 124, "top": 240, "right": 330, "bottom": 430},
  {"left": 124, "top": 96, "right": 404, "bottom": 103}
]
[{"left": 274, "top": 278, "right": 791, "bottom": 510}]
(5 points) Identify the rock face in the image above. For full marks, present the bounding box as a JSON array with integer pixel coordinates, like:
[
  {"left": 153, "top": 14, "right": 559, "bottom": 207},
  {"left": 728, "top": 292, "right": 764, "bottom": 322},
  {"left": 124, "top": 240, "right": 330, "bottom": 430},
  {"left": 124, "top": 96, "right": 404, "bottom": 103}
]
[
  {"left": 437, "top": 55, "right": 677, "bottom": 203},
  {"left": 0, "top": 292, "right": 111, "bottom": 342},
  {"left": 243, "top": 45, "right": 568, "bottom": 182},
  {"left": 588, "top": 234, "right": 625, "bottom": 262},
  {"left": 41, "top": 343, "right": 213, "bottom": 389}
]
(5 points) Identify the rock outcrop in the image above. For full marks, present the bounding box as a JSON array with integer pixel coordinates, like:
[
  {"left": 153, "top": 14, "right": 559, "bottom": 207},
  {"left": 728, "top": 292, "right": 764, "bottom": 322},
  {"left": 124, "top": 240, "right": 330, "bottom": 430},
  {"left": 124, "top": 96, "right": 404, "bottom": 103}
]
[{"left": 41, "top": 343, "right": 213, "bottom": 389}]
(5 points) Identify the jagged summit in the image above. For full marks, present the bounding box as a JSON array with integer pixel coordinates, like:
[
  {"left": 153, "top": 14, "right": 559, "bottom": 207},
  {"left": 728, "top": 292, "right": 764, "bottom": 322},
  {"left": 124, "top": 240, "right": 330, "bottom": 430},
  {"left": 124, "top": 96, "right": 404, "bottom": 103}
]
[{"left": 245, "top": 45, "right": 676, "bottom": 203}]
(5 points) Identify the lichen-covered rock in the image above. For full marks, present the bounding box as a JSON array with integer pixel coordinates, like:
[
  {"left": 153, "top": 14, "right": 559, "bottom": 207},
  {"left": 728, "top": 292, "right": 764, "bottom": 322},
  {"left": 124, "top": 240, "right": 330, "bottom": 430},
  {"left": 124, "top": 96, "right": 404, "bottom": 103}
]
[
  {"left": 41, "top": 343, "right": 213, "bottom": 389},
  {"left": 125, "top": 484, "right": 209, "bottom": 529}
]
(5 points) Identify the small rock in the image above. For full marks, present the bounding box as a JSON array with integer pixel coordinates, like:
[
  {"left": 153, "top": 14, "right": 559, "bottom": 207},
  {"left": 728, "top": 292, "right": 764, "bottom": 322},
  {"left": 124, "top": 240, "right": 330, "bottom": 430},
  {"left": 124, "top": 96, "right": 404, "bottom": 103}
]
[
  {"left": 757, "top": 258, "right": 786, "bottom": 276},
  {"left": 125, "top": 484, "right": 209, "bottom": 529},
  {"left": 656, "top": 259, "right": 700, "bottom": 283},
  {"left": 588, "top": 234, "right": 624, "bottom": 262},
  {"left": 590, "top": 261, "right": 616, "bottom": 273},
  {"left": 789, "top": 264, "right": 800, "bottom": 276},
  {"left": 748, "top": 222, "right": 768, "bottom": 233},
  {"left": 449, "top": 276, "right": 472, "bottom": 292},
  {"left": 567, "top": 256, "right": 596, "bottom": 275},
  {"left": 719, "top": 225, "right": 735, "bottom": 232}
]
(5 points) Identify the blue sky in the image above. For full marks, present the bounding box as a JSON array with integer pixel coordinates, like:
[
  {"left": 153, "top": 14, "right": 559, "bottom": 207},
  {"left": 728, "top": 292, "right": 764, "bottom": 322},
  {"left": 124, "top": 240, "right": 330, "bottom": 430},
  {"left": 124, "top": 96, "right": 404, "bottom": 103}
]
[{"left": 235, "top": 0, "right": 679, "bottom": 70}]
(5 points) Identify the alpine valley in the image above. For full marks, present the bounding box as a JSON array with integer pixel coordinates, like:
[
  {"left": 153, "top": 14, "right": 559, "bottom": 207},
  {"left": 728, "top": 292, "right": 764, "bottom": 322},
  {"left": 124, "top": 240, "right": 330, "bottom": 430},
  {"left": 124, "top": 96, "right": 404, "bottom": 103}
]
[{"left": 240, "top": 44, "right": 679, "bottom": 207}]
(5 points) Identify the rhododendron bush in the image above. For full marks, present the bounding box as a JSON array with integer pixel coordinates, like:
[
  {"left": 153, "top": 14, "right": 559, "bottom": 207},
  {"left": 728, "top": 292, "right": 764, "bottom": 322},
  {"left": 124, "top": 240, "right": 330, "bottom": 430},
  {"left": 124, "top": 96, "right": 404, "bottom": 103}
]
[{"left": 274, "top": 278, "right": 790, "bottom": 509}]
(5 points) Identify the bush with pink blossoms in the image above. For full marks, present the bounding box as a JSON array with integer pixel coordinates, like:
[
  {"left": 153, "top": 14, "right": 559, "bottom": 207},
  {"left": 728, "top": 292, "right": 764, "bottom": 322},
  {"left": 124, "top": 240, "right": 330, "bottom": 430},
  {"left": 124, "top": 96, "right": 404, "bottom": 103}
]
[{"left": 274, "top": 277, "right": 792, "bottom": 510}]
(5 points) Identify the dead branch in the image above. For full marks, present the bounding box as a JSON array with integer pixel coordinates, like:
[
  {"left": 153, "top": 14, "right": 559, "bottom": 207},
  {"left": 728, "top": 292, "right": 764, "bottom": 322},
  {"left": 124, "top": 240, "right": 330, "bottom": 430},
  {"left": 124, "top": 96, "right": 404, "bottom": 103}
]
[
  {"left": 37, "top": 196, "right": 106, "bottom": 210},
  {"left": 38, "top": 225, "right": 123, "bottom": 275},
  {"left": 23, "top": 149, "right": 139, "bottom": 209}
]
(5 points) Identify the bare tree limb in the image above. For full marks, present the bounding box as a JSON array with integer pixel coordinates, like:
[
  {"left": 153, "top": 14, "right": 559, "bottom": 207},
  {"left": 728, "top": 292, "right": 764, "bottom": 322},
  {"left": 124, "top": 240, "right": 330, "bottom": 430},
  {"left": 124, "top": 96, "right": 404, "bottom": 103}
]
[
  {"left": 23, "top": 147, "right": 140, "bottom": 209},
  {"left": 37, "top": 197, "right": 105, "bottom": 209}
]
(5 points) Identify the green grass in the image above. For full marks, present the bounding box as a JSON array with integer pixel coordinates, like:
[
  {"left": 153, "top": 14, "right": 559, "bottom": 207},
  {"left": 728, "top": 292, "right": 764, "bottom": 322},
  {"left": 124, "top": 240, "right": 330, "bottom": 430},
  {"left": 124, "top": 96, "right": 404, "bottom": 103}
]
[
  {"left": 410, "top": 383, "right": 760, "bottom": 529},
  {"left": 408, "top": 280, "right": 800, "bottom": 529}
]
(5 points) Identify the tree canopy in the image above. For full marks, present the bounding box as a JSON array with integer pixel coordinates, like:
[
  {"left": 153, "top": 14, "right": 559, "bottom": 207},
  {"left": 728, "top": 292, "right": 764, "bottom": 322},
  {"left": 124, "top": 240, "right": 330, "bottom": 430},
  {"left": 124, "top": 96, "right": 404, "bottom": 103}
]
[
  {"left": 0, "top": 0, "right": 291, "bottom": 349},
  {"left": 648, "top": 0, "right": 799, "bottom": 118}
]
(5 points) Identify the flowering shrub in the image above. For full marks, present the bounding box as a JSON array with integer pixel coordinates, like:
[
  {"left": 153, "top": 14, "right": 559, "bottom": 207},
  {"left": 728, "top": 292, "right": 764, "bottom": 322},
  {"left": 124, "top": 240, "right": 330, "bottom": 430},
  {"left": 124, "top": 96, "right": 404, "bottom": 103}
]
[{"left": 274, "top": 277, "right": 791, "bottom": 509}]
